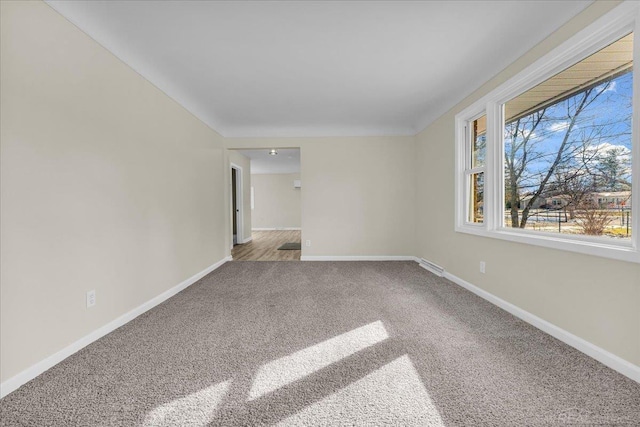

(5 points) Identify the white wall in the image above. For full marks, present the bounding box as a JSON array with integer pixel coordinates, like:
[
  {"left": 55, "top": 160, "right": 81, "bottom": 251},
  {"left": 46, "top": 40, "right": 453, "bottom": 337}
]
[
  {"left": 228, "top": 150, "right": 252, "bottom": 243},
  {"left": 415, "top": 0, "right": 640, "bottom": 367},
  {"left": 226, "top": 138, "right": 417, "bottom": 258},
  {"left": 1, "top": 1, "right": 229, "bottom": 383},
  {"left": 251, "top": 173, "right": 301, "bottom": 229}
]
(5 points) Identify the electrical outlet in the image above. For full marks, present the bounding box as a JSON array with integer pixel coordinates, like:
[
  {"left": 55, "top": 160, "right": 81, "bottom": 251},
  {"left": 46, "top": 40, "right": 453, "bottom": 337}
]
[
  {"left": 305, "top": 240, "right": 311, "bottom": 247},
  {"left": 479, "top": 261, "right": 486, "bottom": 274},
  {"left": 86, "top": 290, "right": 96, "bottom": 308}
]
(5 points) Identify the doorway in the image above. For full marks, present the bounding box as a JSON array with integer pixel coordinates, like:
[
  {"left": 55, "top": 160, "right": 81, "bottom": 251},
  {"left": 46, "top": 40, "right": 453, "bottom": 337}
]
[
  {"left": 231, "top": 148, "right": 302, "bottom": 261},
  {"left": 231, "top": 164, "right": 243, "bottom": 246}
]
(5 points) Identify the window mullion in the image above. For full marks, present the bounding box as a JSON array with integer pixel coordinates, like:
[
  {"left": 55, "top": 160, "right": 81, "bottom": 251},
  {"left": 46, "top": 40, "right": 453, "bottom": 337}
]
[
  {"left": 486, "top": 102, "right": 503, "bottom": 232},
  {"left": 632, "top": 16, "right": 640, "bottom": 250}
]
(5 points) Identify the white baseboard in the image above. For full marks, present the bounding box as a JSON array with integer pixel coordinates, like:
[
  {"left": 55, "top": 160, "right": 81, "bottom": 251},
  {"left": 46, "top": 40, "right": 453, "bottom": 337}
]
[
  {"left": 240, "top": 236, "right": 253, "bottom": 244},
  {"left": 301, "top": 256, "right": 418, "bottom": 261},
  {"left": 252, "top": 227, "right": 301, "bottom": 231},
  {"left": 439, "top": 269, "right": 640, "bottom": 384},
  {"left": 0, "top": 255, "right": 232, "bottom": 399}
]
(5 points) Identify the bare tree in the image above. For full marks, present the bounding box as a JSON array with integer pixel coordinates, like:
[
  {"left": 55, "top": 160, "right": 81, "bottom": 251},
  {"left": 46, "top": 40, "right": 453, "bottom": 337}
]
[
  {"left": 505, "top": 111, "right": 545, "bottom": 227},
  {"left": 552, "top": 169, "right": 593, "bottom": 219},
  {"left": 505, "top": 81, "right": 618, "bottom": 228}
]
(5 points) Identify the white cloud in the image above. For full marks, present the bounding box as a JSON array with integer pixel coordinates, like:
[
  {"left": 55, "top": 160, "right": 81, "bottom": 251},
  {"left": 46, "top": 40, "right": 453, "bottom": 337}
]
[
  {"left": 589, "top": 141, "right": 631, "bottom": 157},
  {"left": 548, "top": 121, "right": 570, "bottom": 133},
  {"left": 601, "top": 80, "right": 617, "bottom": 93},
  {"left": 581, "top": 142, "right": 632, "bottom": 176}
]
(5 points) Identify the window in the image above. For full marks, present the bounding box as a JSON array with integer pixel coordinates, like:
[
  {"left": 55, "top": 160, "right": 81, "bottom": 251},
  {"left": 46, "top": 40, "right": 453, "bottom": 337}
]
[
  {"left": 455, "top": 2, "right": 640, "bottom": 263},
  {"left": 503, "top": 38, "right": 632, "bottom": 238},
  {"left": 465, "top": 115, "right": 486, "bottom": 224}
]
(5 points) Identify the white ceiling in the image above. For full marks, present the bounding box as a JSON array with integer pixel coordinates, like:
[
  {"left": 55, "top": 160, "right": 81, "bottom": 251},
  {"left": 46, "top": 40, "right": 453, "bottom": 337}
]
[
  {"left": 238, "top": 149, "right": 301, "bottom": 175},
  {"left": 47, "top": 1, "right": 592, "bottom": 137}
]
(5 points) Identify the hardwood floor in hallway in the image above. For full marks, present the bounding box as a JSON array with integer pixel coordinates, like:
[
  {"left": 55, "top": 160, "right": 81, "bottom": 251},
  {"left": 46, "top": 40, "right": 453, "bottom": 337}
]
[{"left": 232, "top": 230, "right": 301, "bottom": 261}]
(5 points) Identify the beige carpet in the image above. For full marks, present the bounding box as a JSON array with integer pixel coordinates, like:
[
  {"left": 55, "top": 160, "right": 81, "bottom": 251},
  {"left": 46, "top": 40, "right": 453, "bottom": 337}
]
[{"left": 1, "top": 261, "right": 639, "bottom": 426}]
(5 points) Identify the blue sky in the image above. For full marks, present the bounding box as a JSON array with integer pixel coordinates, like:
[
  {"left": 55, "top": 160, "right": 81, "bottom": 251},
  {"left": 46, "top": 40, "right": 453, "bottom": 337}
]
[{"left": 505, "top": 70, "right": 633, "bottom": 193}]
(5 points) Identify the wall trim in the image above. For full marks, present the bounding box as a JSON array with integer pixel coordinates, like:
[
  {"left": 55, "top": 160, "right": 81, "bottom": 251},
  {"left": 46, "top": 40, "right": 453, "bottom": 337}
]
[
  {"left": 437, "top": 268, "right": 640, "bottom": 384},
  {"left": 252, "top": 227, "right": 301, "bottom": 231},
  {"left": 0, "top": 256, "right": 232, "bottom": 399},
  {"left": 301, "top": 255, "right": 418, "bottom": 261},
  {"left": 240, "top": 237, "right": 253, "bottom": 244}
]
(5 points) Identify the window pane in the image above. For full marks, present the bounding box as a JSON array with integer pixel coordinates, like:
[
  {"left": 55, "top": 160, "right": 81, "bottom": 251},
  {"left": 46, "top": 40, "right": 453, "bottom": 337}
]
[
  {"left": 472, "top": 115, "right": 486, "bottom": 168},
  {"left": 503, "top": 33, "right": 633, "bottom": 239},
  {"left": 468, "top": 172, "right": 484, "bottom": 223}
]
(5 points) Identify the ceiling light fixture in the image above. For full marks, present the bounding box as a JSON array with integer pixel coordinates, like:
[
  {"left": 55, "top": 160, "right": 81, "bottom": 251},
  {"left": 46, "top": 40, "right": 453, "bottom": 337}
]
[{"left": 269, "top": 149, "right": 278, "bottom": 156}]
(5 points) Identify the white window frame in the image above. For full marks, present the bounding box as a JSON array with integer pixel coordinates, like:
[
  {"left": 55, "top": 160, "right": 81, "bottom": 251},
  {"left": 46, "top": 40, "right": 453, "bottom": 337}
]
[
  {"left": 462, "top": 112, "right": 487, "bottom": 226},
  {"left": 455, "top": 0, "right": 640, "bottom": 263}
]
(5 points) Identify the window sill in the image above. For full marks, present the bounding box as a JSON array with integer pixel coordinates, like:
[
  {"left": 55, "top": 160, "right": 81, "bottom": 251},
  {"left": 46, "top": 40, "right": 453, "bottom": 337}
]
[{"left": 455, "top": 225, "right": 640, "bottom": 264}]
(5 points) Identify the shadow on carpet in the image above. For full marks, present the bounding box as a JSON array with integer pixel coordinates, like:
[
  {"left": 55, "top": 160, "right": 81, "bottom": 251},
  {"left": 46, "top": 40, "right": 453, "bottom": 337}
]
[{"left": 1, "top": 261, "right": 639, "bottom": 426}]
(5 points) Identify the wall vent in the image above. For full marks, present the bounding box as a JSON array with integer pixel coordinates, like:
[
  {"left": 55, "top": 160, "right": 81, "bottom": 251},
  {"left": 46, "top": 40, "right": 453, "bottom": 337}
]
[{"left": 419, "top": 258, "right": 445, "bottom": 276}]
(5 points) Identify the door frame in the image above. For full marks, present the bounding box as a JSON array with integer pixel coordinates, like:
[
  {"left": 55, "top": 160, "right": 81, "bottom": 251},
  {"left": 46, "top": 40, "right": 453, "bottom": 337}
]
[{"left": 230, "top": 163, "right": 244, "bottom": 247}]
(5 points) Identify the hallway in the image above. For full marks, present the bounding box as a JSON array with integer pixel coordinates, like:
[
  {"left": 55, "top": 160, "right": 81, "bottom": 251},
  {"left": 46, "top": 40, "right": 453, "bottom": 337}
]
[{"left": 232, "top": 230, "right": 301, "bottom": 261}]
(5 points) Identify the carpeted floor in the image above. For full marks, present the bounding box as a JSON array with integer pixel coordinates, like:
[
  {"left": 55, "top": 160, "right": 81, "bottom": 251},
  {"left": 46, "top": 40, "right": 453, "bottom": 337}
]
[{"left": 1, "top": 261, "right": 639, "bottom": 426}]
